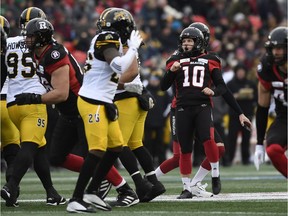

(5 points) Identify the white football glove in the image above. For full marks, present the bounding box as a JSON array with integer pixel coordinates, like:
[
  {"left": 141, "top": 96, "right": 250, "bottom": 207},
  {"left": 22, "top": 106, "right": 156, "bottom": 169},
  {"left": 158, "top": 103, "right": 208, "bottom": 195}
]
[
  {"left": 254, "top": 144, "right": 265, "bottom": 171},
  {"left": 127, "top": 30, "right": 143, "bottom": 50},
  {"left": 124, "top": 82, "right": 143, "bottom": 95}
]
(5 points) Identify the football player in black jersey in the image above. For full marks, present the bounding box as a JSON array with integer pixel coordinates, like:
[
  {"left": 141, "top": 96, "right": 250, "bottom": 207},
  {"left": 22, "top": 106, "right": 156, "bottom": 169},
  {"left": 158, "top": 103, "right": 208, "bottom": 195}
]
[
  {"left": 161, "top": 26, "right": 226, "bottom": 197},
  {"left": 254, "top": 26, "right": 287, "bottom": 178},
  {"left": 158, "top": 23, "right": 252, "bottom": 198}
]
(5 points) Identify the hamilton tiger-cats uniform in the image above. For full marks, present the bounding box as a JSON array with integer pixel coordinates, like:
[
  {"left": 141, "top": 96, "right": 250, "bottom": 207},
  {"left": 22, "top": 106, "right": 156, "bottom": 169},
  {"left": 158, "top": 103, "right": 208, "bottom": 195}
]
[
  {"left": 6, "top": 35, "right": 47, "bottom": 146},
  {"left": 0, "top": 79, "right": 20, "bottom": 149},
  {"left": 78, "top": 31, "right": 124, "bottom": 151}
]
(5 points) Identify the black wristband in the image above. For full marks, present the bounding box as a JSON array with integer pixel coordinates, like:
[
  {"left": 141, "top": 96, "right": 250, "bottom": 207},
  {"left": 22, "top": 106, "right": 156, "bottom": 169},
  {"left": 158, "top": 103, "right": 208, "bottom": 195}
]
[{"left": 256, "top": 104, "right": 269, "bottom": 144}]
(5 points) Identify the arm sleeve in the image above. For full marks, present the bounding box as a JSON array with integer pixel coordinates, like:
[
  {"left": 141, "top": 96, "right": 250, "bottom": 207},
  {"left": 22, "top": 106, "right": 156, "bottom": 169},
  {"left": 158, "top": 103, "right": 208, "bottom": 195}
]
[
  {"left": 256, "top": 104, "right": 269, "bottom": 145},
  {"left": 109, "top": 47, "right": 137, "bottom": 74},
  {"left": 211, "top": 68, "right": 227, "bottom": 96},
  {"left": 160, "top": 70, "right": 176, "bottom": 91},
  {"left": 222, "top": 87, "right": 243, "bottom": 115}
]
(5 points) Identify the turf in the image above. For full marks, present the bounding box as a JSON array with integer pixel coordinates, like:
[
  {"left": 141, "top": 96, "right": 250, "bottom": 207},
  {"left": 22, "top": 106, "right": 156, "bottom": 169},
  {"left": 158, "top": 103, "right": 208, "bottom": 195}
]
[{"left": 1, "top": 163, "right": 287, "bottom": 216}]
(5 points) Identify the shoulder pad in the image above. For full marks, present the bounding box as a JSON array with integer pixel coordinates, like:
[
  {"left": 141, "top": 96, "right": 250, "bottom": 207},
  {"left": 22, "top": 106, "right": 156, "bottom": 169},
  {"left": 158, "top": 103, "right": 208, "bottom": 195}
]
[
  {"left": 95, "top": 32, "right": 120, "bottom": 49},
  {"left": 203, "top": 53, "right": 221, "bottom": 63},
  {"left": 166, "top": 52, "right": 181, "bottom": 65},
  {"left": 257, "top": 56, "right": 272, "bottom": 80},
  {"left": 45, "top": 43, "right": 67, "bottom": 66}
]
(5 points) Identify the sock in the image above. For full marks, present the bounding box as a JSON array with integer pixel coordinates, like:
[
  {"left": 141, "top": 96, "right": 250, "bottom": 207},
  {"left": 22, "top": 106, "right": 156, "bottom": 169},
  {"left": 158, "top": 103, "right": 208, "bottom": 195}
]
[
  {"left": 72, "top": 153, "right": 101, "bottom": 199},
  {"left": 87, "top": 150, "right": 120, "bottom": 192},
  {"left": 145, "top": 171, "right": 158, "bottom": 184},
  {"left": 119, "top": 146, "right": 143, "bottom": 186},
  {"left": 181, "top": 177, "right": 191, "bottom": 192},
  {"left": 266, "top": 144, "right": 288, "bottom": 178},
  {"left": 105, "top": 166, "right": 124, "bottom": 186},
  {"left": 61, "top": 154, "right": 84, "bottom": 172},
  {"left": 155, "top": 167, "right": 164, "bottom": 177},
  {"left": 7, "top": 142, "right": 38, "bottom": 189},
  {"left": 33, "top": 146, "right": 53, "bottom": 190},
  {"left": 2, "top": 144, "right": 20, "bottom": 182},
  {"left": 200, "top": 145, "right": 226, "bottom": 171},
  {"left": 179, "top": 153, "right": 192, "bottom": 175},
  {"left": 158, "top": 141, "right": 180, "bottom": 175},
  {"left": 133, "top": 146, "right": 154, "bottom": 174},
  {"left": 203, "top": 139, "right": 219, "bottom": 163},
  {"left": 114, "top": 179, "right": 126, "bottom": 189},
  {"left": 191, "top": 166, "right": 210, "bottom": 185},
  {"left": 210, "top": 162, "right": 219, "bottom": 177}
]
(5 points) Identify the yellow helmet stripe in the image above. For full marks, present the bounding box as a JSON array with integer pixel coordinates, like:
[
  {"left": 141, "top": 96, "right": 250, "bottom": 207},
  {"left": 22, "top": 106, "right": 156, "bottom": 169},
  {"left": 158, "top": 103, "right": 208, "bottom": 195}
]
[
  {"left": 26, "top": 7, "right": 32, "bottom": 22},
  {"left": 0, "top": 16, "right": 3, "bottom": 28}
]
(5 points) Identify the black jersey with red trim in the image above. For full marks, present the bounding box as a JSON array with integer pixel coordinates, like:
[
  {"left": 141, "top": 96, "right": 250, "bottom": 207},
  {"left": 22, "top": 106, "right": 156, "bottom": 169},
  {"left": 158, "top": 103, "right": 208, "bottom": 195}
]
[
  {"left": 162, "top": 51, "right": 226, "bottom": 107},
  {"left": 257, "top": 55, "right": 287, "bottom": 117},
  {"left": 34, "top": 41, "right": 83, "bottom": 116}
]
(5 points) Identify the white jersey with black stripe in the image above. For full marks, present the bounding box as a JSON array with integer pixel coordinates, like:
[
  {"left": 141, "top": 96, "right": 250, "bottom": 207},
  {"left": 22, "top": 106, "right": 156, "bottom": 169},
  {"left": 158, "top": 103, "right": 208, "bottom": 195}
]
[
  {"left": 5, "top": 36, "right": 46, "bottom": 104},
  {"left": 79, "top": 31, "right": 123, "bottom": 103}
]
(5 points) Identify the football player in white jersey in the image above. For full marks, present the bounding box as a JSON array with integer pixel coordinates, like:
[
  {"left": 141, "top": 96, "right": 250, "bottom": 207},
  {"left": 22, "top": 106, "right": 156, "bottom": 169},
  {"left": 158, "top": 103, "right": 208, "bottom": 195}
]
[
  {"left": 66, "top": 7, "right": 143, "bottom": 213},
  {"left": 0, "top": 17, "right": 21, "bottom": 207},
  {"left": 0, "top": 8, "right": 65, "bottom": 207},
  {"left": 114, "top": 45, "right": 166, "bottom": 203}
]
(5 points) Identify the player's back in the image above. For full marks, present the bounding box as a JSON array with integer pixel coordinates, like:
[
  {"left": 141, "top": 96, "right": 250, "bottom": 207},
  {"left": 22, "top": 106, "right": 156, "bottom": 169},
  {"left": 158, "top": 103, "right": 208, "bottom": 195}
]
[{"left": 6, "top": 36, "right": 46, "bottom": 104}]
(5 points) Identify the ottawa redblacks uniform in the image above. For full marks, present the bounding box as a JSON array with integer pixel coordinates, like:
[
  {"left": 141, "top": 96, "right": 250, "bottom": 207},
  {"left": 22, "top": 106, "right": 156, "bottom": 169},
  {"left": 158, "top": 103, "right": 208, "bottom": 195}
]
[
  {"left": 34, "top": 41, "right": 83, "bottom": 116},
  {"left": 257, "top": 55, "right": 287, "bottom": 147}
]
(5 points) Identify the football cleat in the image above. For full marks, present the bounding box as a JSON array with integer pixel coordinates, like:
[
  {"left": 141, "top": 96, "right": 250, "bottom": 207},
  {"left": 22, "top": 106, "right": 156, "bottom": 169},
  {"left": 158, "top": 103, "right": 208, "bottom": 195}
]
[
  {"left": 83, "top": 192, "right": 112, "bottom": 211},
  {"left": 136, "top": 179, "right": 153, "bottom": 202},
  {"left": 1, "top": 185, "right": 18, "bottom": 207},
  {"left": 46, "top": 186, "right": 66, "bottom": 206},
  {"left": 66, "top": 198, "right": 96, "bottom": 213},
  {"left": 191, "top": 182, "right": 213, "bottom": 198},
  {"left": 110, "top": 183, "right": 139, "bottom": 207},
  {"left": 96, "top": 179, "right": 112, "bottom": 199},
  {"left": 212, "top": 176, "right": 221, "bottom": 195},
  {"left": 177, "top": 190, "right": 192, "bottom": 199},
  {"left": 140, "top": 181, "right": 166, "bottom": 202}
]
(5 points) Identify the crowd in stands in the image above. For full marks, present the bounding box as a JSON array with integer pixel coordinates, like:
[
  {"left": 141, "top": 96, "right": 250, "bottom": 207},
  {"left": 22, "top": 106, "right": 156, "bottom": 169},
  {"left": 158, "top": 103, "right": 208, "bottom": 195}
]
[{"left": 2, "top": 0, "right": 287, "bottom": 79}]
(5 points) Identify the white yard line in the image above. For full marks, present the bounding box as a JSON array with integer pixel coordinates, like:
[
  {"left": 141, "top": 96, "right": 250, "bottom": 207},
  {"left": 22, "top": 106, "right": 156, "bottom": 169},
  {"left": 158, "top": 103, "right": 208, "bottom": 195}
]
[{"left": 1, "top": 192, "right": 286, "bottom": 203}]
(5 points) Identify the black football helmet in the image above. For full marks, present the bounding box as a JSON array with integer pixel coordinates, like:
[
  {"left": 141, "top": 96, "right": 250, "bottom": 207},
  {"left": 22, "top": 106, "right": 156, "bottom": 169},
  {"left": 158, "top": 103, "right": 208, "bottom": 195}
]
[
  {"left": 189, "top": 22, "right": 210, "bottom": 48},
  {"left": 0, "top": 15, "right": 10, "bottom": 35},
  {"left": 24, "top": 18, "right": 54, "bottom": 50},
  {"left": 96, "top": 7, "right": 136, "bottom": 44},
  {"left": 265, "top": 26, "right": 288, "bottom": 65},
  {"left": 19, "top": 7, "right": 47, "bottom": 29},
  {"left": 179, "top": 27, "right": 204, "bottom": 56}
]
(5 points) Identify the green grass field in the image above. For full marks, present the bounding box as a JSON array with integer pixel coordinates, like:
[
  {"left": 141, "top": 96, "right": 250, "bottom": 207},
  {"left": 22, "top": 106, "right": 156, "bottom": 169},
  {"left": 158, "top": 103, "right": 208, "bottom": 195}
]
[{"left": 1, "top": 164, "right": 287, "bottom": 216}]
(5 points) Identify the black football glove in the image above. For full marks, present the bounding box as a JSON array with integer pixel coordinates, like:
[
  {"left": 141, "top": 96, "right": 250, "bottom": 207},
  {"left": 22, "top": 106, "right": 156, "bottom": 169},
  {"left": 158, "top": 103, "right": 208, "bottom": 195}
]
[{"left": 14, "top": 93, "right": 42, "bottom": 105}]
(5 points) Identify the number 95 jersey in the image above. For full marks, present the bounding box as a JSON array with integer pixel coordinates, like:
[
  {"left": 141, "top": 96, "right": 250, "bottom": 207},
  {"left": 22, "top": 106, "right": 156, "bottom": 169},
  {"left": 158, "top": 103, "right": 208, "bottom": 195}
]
[{"left": 5, "top": 36, "right": 46, "bottom": 104}]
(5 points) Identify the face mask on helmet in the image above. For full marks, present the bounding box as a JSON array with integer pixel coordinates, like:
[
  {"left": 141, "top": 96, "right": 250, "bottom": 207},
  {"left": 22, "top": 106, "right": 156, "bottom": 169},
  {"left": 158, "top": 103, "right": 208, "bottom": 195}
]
[
  {"left": 189, "top": 22, "right": 210, "bottom": 48},
  {"left": 19, "top": 7, "right": 47, "bottom": 30},
  {"left": 178, "top": 27, "right": 204, "bottom": 56},
  {"left": 265, "top": 26, "right": 288, "bottom": 65},
  {"left": 97, "top": 7, "right": 136, "bottom": 44},
  {"left": 24, "top": 18, "right": 54, "bottom": 51}
]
